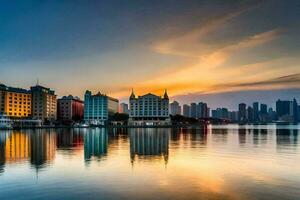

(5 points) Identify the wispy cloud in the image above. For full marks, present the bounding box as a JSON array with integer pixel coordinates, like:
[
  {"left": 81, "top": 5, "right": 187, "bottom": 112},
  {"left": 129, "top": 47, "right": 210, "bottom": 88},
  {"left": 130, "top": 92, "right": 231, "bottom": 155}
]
[{"left": 153, "top": 0, "right": 265, "bottom": 58}]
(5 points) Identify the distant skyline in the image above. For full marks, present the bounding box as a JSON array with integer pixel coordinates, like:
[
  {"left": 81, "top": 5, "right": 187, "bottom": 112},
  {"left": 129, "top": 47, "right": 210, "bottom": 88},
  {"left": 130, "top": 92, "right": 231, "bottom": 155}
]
[{"left": 1, "top": 0, "right": 300, "bottom": 108}]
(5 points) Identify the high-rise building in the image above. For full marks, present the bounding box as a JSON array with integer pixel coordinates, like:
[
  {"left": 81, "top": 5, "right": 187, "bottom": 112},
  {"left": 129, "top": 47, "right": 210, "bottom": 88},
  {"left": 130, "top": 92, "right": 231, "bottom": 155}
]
[
  {"left": 31, "top": 85, "right": 57, "bottom": 123},
  {"left": 259, "top": 103, "right": 268, "bottom": 123},
  {"left": 197, "top": 102, "right": 207, "bottom": 118},
  {"left": 182, "top": 104, "right": 190, "bottom": 117},
  {"left": 253, "top": 102, "right": 259, "bottom": 122},
  {"left": 247, "top": 106, "right": 253, "bottom": 122},
  {"left": 119, "top": 103, "right": 129, "bottom": 114},
  {"left": 84, "top": 90, "right": 119, "bottom": 125},
  {"left": 57, "top": 95, "right": 84, "bottom": 123},
  {"left": 169, "top": 101, "right": 181, "bottom": 116},
  {"left": 276, "top": 99, "right": 292, "bottom": 118},
  {"left": 128, "top": 90, "right": 170, "bottom": 125},
  {"left": 212, "top": 108, "right": 229, "bottom": 119},
  {"left": 260, "top": 104, "right": 268, "bottom": 114},
  {"left": 229, "top": 111, "right": 238, "bottom": 122},
  {"left": 238, "top": 103, "right": 247, "bottom": 123},
  {"left": 0, "top": 84, "right": 31, "bottom": 118},
  {"left": 293, "top": 98, "right": 298, "bottom": 123},
  {"left": 190, "top": 103, "right": 197, "bottom": 118}
]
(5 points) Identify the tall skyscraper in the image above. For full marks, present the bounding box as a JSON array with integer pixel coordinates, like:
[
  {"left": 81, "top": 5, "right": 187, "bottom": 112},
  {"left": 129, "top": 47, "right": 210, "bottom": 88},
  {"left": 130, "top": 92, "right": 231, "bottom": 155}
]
[
  {"left": 31, "top": 85, "right": 57, "bottom": 123},
  {"left": 247, "top": 106, "right": 253, "bottom": 122},
  {"left": 260, "top": 104, "right": 268, "bottom": 114},
  {"left": 293, "top": 98, "right": 298, "bottom": 123},
  {"left": 259, "top": 103, "right": 268, "bottom": 123},
  {"left": 253, "top": 102, "right": 259, "bottom": 122},
  {"left": 128, "top": 90, "right": 170, "bottom": 125},
  {"left": 84, "top": 90, "right": 119, "bottom": 125},
  {"left": 190, "top": 103, "right": 197, "bottom": 118},
  {"left": 196, "top": 102, "right": 208, "bottom": 118},
  {"left": 182, "top": 104, "right": 190, "bottom": 117},
  {"left": 238, "top": 103, "right": 247, "bottom": 123},
  {"left": 169, "top": 101, "right": 181, "bottom": 116},
  {"left": 275, "top": 99, "right": 298, "bottom": 122}
]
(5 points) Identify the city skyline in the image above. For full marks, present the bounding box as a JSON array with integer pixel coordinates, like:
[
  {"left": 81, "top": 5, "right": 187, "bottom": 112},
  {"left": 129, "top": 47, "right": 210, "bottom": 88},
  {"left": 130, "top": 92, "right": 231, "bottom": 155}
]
[{"left": 1, "top": 0, "right": 300, "bottom": 107}]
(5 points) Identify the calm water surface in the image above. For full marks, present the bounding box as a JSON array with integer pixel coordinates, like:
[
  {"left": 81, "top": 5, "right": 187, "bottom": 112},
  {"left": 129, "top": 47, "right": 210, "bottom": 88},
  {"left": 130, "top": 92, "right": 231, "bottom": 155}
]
[{"left": 0, "top": 125, "right": 300, "bottom": 200}]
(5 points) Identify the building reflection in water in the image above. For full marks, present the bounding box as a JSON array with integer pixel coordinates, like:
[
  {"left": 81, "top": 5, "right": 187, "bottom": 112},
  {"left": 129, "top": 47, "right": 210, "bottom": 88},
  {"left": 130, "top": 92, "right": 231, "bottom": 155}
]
[
  {"left": 84, "top": 128, "right": 108, "bottom": 163},
  {"left": 211, "top": 128, "right": 228, "bottom": 144},
  {"left": 0, "top": 129, "right": 57, "bottom": 173},
  {"left": 129, "top": 128, "right": 169, "bottom": 165},
  {"left": 171, "top": 127, "right": 208, "bottom": 149},
  {"left": 30, "top": 129, "right": 56, "bottom": 169},
  {"left": 5, "top": 131, "right": 30, "bottom": 163},
  {"left": 276, "top": 127, "right": 299, "bottom": 150},
  {"left": 0, "top": 132, "right": 7, "bottom": 174},
  {"left": 56, "top": 128, "right": 84, "bottom": 151},
  {"left": 238, "top": 128, "right": 247, "bottom": 145}
]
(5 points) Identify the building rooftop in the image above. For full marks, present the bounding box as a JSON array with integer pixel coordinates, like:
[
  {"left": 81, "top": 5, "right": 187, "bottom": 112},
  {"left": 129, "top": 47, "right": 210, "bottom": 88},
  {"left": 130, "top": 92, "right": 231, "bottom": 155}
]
[{"left": 0, "top": 83, "right": 31, "bottom": 94}]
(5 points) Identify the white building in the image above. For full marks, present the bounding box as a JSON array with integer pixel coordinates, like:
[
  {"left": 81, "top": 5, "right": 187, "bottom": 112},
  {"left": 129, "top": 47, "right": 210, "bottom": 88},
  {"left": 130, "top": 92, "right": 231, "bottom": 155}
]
[
  {"left": 129, "top": 90, "right": 170, "bottom": 125},
  {"left": 169, "top": 101, "right": 181, "bottom": 116}
]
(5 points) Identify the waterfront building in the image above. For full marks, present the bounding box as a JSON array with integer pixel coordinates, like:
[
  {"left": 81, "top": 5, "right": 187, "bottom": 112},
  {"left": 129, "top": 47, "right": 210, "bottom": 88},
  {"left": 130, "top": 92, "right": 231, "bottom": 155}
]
[
  {"left": 197, "top": 102, "right": 209, "bottom": 118},
  {"left": 190, "top": 103, "right": 197, "bottom": 118},
  {"left": 0, "top": 84, "right": 31, "bottom": 118},
  {"left": 229, "top": 111, "right": 239, "bottom": 122},
  {"left": 259, "top": 103, "right": 268, "bottom": 123},
  {"left": 238, "top": 103, "right": 247, "bottom": 123},
  {"left": 128, "top": 90, "right": 170, "bottom": 125},
  {"left": 57, "top": 95, "right": 84, "bottom": 123},
  {"left": 247, "top": 106, "right": 253, "bottom": 122},
  {"left": 119, "top": 103, "right": 129, "bottom": 114},
  {"left": 268, "top": 107, "right": 277, "bottom": 121},
  {"left": 276, "top": 99, "right": 296, "bottom": 122},
  {"left": 212, "top": 108, "right": 229, "bottom": 119},
  {"left": 293, "top": 98, "right": 298, "bottom": 123},
  {"left": 183, "top": 104, "right": 191, "bottom": 117},
  {"left": 84, "top": 90, "right": 119, "bottom": 125},
  {"left": 253, "top": 102, "right": 259, "bottom": 122},
  {"left": 169, "top": 101, "right": 181, "bottom": 116},
  {"left": 31, "top": 85, "right": 57, "bottom": 123}
]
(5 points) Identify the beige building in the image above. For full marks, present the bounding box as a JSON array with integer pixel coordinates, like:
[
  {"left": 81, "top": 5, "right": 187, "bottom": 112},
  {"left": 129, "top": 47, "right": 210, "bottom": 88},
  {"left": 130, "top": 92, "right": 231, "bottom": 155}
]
[
  {"left": 129, "top": 90, "right": 170, "bottom": 125},
  {"left": 31, "top": 85, "right": 57, "bottom": 123}
]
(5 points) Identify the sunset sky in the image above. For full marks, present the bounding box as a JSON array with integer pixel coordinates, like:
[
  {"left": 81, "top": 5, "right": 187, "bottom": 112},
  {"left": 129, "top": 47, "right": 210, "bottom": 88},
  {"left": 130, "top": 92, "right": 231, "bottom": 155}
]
[{"left": 1, "top": 0, "right": 300, "bottom": 109}]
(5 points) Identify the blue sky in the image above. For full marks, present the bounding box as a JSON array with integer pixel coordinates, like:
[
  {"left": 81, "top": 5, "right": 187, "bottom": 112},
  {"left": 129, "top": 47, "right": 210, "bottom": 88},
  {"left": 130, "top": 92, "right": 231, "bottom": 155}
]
[{"left": 0, "top": 0, "right": 300, "bottom": 109}]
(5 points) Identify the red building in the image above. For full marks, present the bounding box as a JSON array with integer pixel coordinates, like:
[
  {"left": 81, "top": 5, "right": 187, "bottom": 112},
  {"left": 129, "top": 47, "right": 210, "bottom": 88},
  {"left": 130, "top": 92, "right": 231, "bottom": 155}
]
[{"left": 57, "top": 95, "right": 84, "bottom": 124}]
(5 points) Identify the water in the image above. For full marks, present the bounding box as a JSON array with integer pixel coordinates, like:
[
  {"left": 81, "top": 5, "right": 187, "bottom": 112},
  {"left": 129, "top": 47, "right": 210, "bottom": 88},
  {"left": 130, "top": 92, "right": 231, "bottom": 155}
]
[{"left": 0, "top": 125, "right": 300, "bottom": 200}]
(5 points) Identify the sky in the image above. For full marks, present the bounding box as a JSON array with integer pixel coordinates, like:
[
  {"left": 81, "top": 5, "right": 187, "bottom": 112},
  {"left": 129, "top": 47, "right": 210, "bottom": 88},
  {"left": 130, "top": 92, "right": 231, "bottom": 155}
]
[{"left": 0, "top": 0, "right": 300, "bottom": 110}]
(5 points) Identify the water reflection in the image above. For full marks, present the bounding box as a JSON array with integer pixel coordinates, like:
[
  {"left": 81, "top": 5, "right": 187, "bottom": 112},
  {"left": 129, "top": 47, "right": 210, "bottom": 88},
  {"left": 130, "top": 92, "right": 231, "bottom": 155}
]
[
  {"left": 0, "top": 127, "right": 298, "bottom": 171},
  {"left": 30, "top": 130, "right": 56, "bottom": 169},
  {"left": 276, "top": 128, "right": 299, "bottom": 150},
  {"left": 56, "top": 128, "right": 84, "bottom": 152},
  {"left": 0, "top": 126, "right": 299, "bottom": 200},
  {"left": 129, "top": 128, "right": 169, "bottom": 164},
  {"left": 84, "top": 128, "right": 108, "bottom": 163},
  {"left": 0, "top": 132, "right": 6, "bottom": 173}
]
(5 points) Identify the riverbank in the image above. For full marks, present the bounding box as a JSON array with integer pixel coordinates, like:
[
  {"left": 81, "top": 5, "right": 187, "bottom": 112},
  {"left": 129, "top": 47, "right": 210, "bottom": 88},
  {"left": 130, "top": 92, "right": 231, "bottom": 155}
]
[{"left": 0, "top": 124, "right": 211, "bottom": 130}]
